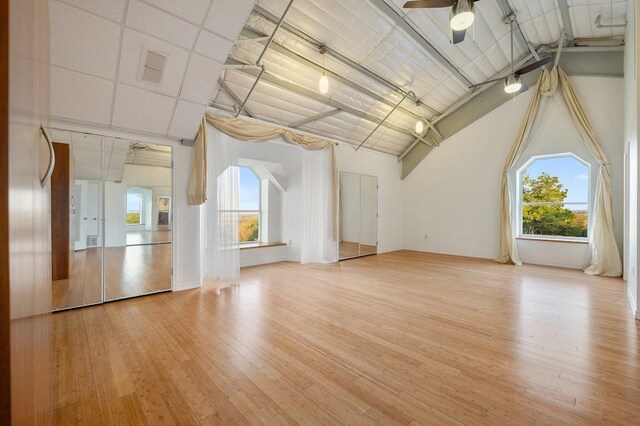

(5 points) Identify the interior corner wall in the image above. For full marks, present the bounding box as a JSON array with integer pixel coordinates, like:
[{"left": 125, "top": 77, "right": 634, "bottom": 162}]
[
  {"left": 625, "top": 0, "right": 639, "bottom": 316},
  {"left": 402, "top": 76, "right": 625, "bottom": 269}
]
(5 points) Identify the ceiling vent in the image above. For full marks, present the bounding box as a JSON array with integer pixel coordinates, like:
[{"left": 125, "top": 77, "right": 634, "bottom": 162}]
[{"left": 140, "top": 50, "right": 166, "bottom": 84}]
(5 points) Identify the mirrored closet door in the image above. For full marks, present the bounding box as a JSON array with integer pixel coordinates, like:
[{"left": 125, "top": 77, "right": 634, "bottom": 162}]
[
  {"left": 339, "top": 171, "right": 378, "bottom": 260},
  {"left": 50, "top": 130, "right": 173, "bottom": 310}
]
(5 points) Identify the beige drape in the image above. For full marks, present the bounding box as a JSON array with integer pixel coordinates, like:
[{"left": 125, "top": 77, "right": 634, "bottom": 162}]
[
  {"left": 187, "top": 112, "right": 339, "bottom": 238},
  {"left": 497, "top": 67, "right": 622, "bottom": 277}
]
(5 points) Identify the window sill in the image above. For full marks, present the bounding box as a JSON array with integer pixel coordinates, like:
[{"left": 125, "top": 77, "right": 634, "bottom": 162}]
[
  {"left": 516, "top": 236, "right": 589, "bottom": 245},
  {"left": 240, "top": 242, "right": 287, "bottom": 250}
]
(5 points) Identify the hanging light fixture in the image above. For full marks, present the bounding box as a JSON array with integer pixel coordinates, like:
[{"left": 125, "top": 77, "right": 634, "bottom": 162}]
[
  {"left": 504, "top": 74, "right": 522, "bottom": 94},
  {"left": 450, "top": 0, "right": 475, "bottom": 31},
  {"left": 318, "top": 46, "right": 329, "bottom": 94},
  {"left": 414, "top": 100, "right": 425, "bottom": 134}
]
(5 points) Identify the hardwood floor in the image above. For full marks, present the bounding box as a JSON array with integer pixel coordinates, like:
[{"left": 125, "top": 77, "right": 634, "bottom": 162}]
[
  {"left": 127, "top": 230, "right": 172, "bottom": 246},
  {"left": 339, "top": 241, "right": 377, "bottom": 259},
  {"left": 53, "top": 244, "right": 171, "bottom": 309},
  {"left": 52, "top": 251, "right": 640, "bottom": 425}
]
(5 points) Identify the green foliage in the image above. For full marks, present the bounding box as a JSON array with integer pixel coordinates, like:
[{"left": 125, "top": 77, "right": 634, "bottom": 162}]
[
  {"left": 522, "top": 172, "right": 588, "bottom": 238},
  {"left": 126, "top": 212, "right": 141, "bottom": 224},
  {"left": 239, "top": 213, "right": 259, "bottom": 242}
]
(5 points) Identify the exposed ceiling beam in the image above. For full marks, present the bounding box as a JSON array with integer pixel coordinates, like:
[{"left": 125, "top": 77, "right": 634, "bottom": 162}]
[
  {"left": 289, "top": 109, "right": 341, "bottom": 128},
  {"left": 218, "top": 78, "right": 256, "bottom": 118},
  {"left": 400, "top": 48, "right": 624, "bottom": 179},
  {"left": 225, "top": 58, "right": 418, "bottom": 144},
  {"left": 366, "top": 0, "right": 472, "bottom": 88},
  {"left": 240, "top": 27, "right": 436, "bottom": 121},
  {"left": 556, "top": 0, "right": 576, "bottom": 43},
  {"left": 251, "top": 4, "right": 442, "bottom": 116},
  {"left": 494, "top": 0, "right": 540, "bottom": 60}
]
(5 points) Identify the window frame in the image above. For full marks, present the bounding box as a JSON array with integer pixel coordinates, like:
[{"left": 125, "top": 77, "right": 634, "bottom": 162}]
[
  {"left": 235, "top": 166, "right": 262, "bottom": 245},
  {"left": 126, "top": 192, "right": 145, "bottom": 226},
  {"left": 516, "top": 152, "right": 591, "bottom": 242}
]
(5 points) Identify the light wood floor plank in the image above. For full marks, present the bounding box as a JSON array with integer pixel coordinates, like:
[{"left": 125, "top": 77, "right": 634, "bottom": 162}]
[{"left": 53, "top": 251, "right": 640, "bottom": 425}]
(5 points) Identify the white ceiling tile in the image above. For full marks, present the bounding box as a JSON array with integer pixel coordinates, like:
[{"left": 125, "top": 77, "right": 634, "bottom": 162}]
[
  {"left": 205, "top": 0, "right": 255, "bottom": 41},
  {"left": 51, "top": 66, "right": 114, "bottom": 125},
  {"left": 57, "top": 0, "right": 127, "bottom": 22},
  {"left": 126, "top": 0, "right": 199, "bottom": 49},
  {"left": 168, "top": 100, "right": 207, "bottom": 139},
  {"left": 180, "top": 55, "right": 223, "bottom": 104},
  {"left": 194, "top": 30, "right": 235, "bottom": 62},
  {"left": 142, "top": 0, "right": 212, "bottom": 25},
  {"left": 118, "top": 29, "right": 190, "bottom": 97},
  {"left": 51, "top": 129, "right": 73, "bottom": 142},
  {"left": 51, "top": 1, "right": 121, "bottom": 79},
  {"left": 112, "top": 84, "right": 176, "bottom": 134}
]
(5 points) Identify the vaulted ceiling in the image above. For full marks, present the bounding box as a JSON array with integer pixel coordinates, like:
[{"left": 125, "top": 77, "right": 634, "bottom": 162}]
[{"left": 50, "top": 0, "right": 627, "bottom": 164}]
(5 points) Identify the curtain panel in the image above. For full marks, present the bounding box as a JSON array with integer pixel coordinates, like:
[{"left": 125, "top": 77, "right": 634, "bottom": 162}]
[
  {"left": 497, "top": 67, "right": 622, "bottom": 277},
  {"left": 187, "top": 113, "right": 339, "bottom": 264}
]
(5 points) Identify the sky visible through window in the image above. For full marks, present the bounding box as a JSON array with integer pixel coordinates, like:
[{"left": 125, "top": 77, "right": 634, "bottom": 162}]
[
  {"left": 239, "top": 166, "right": 260, "bottom": 211},
  {"left": 127, "top": 193, "right": 142, "bottom": 213},
  {"left": 525, "top": 156, "right": 588, "bottom": 207}
]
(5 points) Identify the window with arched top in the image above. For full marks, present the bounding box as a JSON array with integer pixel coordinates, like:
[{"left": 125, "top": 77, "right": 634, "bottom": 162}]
[{"left": 517, "top": 153, "right": 590, "bottom": 240}]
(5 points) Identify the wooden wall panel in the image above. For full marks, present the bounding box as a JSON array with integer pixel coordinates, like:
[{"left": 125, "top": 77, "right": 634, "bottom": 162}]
[
  {"left": 1, "top": 0, "right": 52, "bottom": 423},
  {"left": 51, "top": 143, "right": 70, "bottom": 280},
  {"left": 0, "top": 0, "right": 10, "bottom": 420}
]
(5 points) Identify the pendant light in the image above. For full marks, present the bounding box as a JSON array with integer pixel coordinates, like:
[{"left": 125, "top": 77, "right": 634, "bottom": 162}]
[
  {"left": 503, "top": 17, "right": 522, "bottom": 94},
  {"left": 318, "top": 46, "right": 329, "bottom": 94},
  {"left": 414, "top": 100, "right": 425, "bottom": 134},
  {"left": 450, "top": 0, "right": 475, "bottom": 31}
]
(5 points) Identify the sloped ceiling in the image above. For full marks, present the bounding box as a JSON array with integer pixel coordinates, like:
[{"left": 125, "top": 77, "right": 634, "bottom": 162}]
[
  {"left": 50, "top": 0, "right": 255, "bottom": 141},
  {"left": 50, "top": 0, "right": 627, "bottom": 158},
  {"left": 212, "top": 0, "right": 627, "bottom": 156}
]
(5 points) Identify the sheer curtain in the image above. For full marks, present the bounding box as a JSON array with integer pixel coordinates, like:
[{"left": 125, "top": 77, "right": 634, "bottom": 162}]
[
  {"left": 301, "top": 147, "right": 338, "bottom": 264},
  {"left": 203, "top": 130, "right": 239, "bottom": 283}
]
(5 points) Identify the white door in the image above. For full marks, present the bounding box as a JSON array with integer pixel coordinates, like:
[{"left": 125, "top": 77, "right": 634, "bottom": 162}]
[{"left": 86, "top": 181, "right": 100, "bottom": 237}]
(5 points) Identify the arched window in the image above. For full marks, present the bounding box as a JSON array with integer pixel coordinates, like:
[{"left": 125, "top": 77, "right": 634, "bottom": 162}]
[{"left": 517, "top": 154, "right": 590, "bottom": 240}]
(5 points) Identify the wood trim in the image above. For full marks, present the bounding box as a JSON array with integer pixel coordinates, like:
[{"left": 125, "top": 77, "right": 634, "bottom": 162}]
[
  {"left": 51, "top": 143, "right": 70, "bottom": 280},
  {"left": 516, "top": 236, "right": 589, "bottom": 245},
  {"left": 240, "top": 242, "right": 287, "bottom": 250},
  {"left": 0, "top": 0, "right": 10, "bottom": 418}
]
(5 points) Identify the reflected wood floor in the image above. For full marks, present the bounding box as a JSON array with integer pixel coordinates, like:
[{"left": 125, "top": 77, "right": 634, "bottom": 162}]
[
  {"left": 127, "top": 230, "right": 172, "bottom": 246},
  {"left": 53, "top": 244, "right": 171, "bottom": 310},
  {"left": 53, "top": 251, "right": 640, "bottom": 425},
  {"left": 339, "top": 241, "right": 377, "bottom": 259}
]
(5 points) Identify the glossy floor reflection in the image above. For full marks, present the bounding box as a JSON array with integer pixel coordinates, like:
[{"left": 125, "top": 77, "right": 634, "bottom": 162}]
[
  {"left": 53, "top": 251, "right": 639, "bottom": 424},
  {"left": 53, "top": 243, "right": 171, "bottom": 309}
]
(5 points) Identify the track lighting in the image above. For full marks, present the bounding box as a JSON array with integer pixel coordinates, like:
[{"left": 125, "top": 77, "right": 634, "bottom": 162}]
[
  {"left": 450, "top": 0, "right": 475, "bottom": 31},
  {"left": 318, "top": 46, "right": 329, "bottom": 94}
]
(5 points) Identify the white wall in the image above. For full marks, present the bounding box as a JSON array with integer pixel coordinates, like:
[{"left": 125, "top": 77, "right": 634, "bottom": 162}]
[
  {"left": 625, "top": 0, "right": 639, "bottom": 316},
  {"left": 104, "top": 181, "right": 126, "bottom": 247},
  {"left": 403, "top": 76, "right": 625, "bottom": 269},
  {"left": 339, "top": 172, "right": 362, "bottom": 243}
]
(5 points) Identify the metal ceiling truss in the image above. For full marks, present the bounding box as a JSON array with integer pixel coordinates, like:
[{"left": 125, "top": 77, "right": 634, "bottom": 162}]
[
  {"left": 289, "top": 109, "right": 341, "bottom": 128},
  {"left": 222, "top": 57, "right": 434, "bottom": 147},
  {"left": 251, "top": 4, "right": 442, "bottom": 117},
  {"left": 218, "top": 78, "right": 256, "bottom": 118},
  {"left": 555, "top": 0, "right": 576, "bottom": 44}
]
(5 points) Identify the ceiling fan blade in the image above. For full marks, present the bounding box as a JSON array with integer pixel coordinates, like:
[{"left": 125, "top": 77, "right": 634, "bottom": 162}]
[
  {"left": 403, "top": 0, "right": 455, "bottom": 8},
  {"left": 468, "top": 77, "right": 504, "bottom": 89},
  {"left": 452, "top": 29, "right": 466, "bottom": 44},
  {"left": 515, "top": 57, "right": 552, "bottom": 76}
]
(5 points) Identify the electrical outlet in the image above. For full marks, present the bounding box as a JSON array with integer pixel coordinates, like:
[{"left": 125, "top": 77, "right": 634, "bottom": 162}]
[{"left": 424, "top": 234, "right": 428, "bottom": 240}]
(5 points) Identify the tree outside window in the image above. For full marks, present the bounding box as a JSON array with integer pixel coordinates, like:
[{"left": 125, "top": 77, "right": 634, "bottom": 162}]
[{"left": 519, "top": 155, "right": 589, "bottom": 239}]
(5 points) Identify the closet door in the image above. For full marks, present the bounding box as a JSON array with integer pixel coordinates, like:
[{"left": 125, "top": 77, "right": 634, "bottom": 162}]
[
  {"left": 339, "top": 172, "right": 361, "bottom": 259},
  {"left": 359, "top": 175, "right": 378, "bottom": 256}
]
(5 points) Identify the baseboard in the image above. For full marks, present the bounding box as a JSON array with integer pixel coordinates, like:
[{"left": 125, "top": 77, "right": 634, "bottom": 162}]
[
  {"left": 629, "top": 285, "right": 638, "bottom": 320},
  {"left": 174, "top": 280, "right": 202, "bottom": 291},
  {"left": 240, "top": 256, "right": 289, "bottom": 268},
  {"left": 401, "top": 246, "right": 495, "bottom": 261}
]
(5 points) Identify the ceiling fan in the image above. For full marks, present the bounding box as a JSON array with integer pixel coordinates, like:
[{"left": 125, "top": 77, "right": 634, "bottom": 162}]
[
  {"left": 403, "top": 0, "right": 480, "bottom": 44},
  {"left": 468, "top": 14, "right": 551, "bottom": 94}
]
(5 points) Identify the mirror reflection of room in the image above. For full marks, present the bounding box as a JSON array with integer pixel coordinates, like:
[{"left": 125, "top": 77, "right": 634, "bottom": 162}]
[
  {"left": 339, "top": 171, "right": 378, "bottom": 260},
  {"left": 50, "top": 130, "right": 173, "bottom": 310}
]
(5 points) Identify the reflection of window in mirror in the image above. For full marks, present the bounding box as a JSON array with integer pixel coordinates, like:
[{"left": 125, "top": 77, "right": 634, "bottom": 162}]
[
  {"left": 126, "top": 192, "right": 144, "bottom": 225},
  {"left": 157, "top": 196, "right": 171, "bottom": 226}
]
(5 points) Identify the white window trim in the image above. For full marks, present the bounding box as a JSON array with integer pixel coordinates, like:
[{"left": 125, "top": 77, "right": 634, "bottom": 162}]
[{"left": 515, "top": 152, "right": 591, "bottom": 242}]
